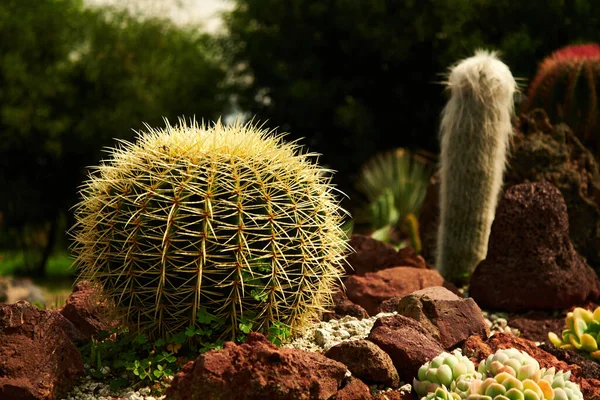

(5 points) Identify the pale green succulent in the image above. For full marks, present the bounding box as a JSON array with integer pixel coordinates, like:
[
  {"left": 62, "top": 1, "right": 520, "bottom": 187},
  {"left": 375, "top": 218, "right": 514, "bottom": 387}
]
[
  {"left": 417, "top": 348, "right": 583, "bottom": 400},
  {"left": 477, "top": 349, "right": 541, "bottom": 382},
  {"left": 548, "top": 306, "right": 600, "bottom": 361},
  {"left": 422, "top": 385, "right": 461, "bottom": 400},
  {"left": 413, "top": 349, "right": 481, "bottom": 397},
  {"left": 539, "top": 367, "right": 584, "bottom": 400}
]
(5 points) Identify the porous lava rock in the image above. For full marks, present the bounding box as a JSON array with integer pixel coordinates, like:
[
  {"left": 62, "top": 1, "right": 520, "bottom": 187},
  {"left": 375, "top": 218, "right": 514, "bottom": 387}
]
[
  {"left": 0, "top": 301, "right": 84, "bottom": 400},
  {"left": 344, "top": 267, "right": 460, "bottom": 316},
  {"left": 382, "top": 286, "right": 489, "bottom": 350},
  {"left": 166, "top": 332, "right": 350, "bottom": 400},
  {"left": 325, "top": 339, "right": 400, "bottom": 388},
  {"left": 367, "top": 314, "right": 444, "bottom": 384},
  {"left": 469, "top": 181, "right": 600, "bottom": 311}
]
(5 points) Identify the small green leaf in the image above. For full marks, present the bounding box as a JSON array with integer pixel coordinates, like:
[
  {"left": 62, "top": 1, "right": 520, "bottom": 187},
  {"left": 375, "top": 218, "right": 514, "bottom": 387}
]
[
  {"left": 185, "top": 325, "right": 197, "bottom": 337},
  {"left": 133, "top": 334, "right": 148, "bottom": 346},
  {"left": 196, "top": 308, "right": 217, "bottom": 324},
  {"left": 239, "top": 319, "right": 253, "bottom": 334}
]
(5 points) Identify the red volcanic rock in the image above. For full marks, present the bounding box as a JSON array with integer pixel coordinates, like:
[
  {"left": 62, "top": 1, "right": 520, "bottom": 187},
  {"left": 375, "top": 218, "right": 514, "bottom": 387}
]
[
  {"left": 344, "top": 267, "right": 460, "bottom": 315},
  {"left": 367, "top": 314, "right": 444, "bottom": 384},
  {"left": 59, "top": 280, "right": 116, "bottom": 340},
  {"left": 470, "top": 182, "right": 600, "bottom": 311},
  {"left": 385, "top": 286, "right": 489, "bottom": 350},
  {"left": 325, "top": 339, "right": 400, "bottom": 388},
  {"left": 346, "top": 234, "right": 429, "bottom": 276},
  {"left": 166, "top": 332, "right": 350, "bottom": 400},
  {"left": 335, "top": 377, "right": 372, "bottom": 400},
  {"left": 0, "top": 301, "right": 84, "bottom": 400},
  {"left": 322, "top": 289, "right": 370, "bottom": 320}
]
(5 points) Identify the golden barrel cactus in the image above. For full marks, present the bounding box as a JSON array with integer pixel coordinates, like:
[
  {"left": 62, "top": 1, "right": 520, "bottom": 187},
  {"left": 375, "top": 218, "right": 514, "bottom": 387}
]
[{"left": 70, "top": 120, "right": 349, "bottom": 342}]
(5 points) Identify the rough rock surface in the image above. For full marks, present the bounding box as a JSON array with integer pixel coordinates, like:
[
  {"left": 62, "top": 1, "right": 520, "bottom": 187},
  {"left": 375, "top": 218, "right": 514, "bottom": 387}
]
[
  {"left": 367, "top": 314, "right": 444, "bottom": 384},
  {"left": 507, "top": 310, "right": 567, "bottom": 343},
  {"left": 325, "top": 339, "right": 400, "bottom": 388},
  {"left": 344, "top": 267, "right": 460, "bottom": 316},
  {"left": 322, "top": 289, "right": 370, "bottom": 321},
  {"left": 506, "top": 109, "right": 600, "bottom": 275},
  {"left": 0, "top": 301, "right": 84, "bottom": 400},
  {"left": 469, "top": 181, "right": 600, "bottom": 311},
  {"left": 462, "top": 333, "right": 600, "bottom": 400},
  {"left": 334, "top": 376, "right": 372, "bottom": 400},
  {"left": 345, "top": 234, "right": 429, "bottom": 276},
  {"left": 166, "top": 332, "right": 350, "bottom": 400},
  {"left": 383, "top": 286, "right": 489, "bottom": 349},
  {"left": 59, "top": 280, "right": 115, "bottom": 340},
  {"left": 418, "top": 110, "right": 600, "bottom": 276}
]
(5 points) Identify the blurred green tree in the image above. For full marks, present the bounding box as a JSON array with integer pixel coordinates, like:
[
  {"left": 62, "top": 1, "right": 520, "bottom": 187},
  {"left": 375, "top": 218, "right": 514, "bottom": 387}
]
[
  {"left": 223, "top": 0, "right": 600, "bottom": 207},
  {"left": 0, "top": 0, "right": 229, "bottom": 275}
]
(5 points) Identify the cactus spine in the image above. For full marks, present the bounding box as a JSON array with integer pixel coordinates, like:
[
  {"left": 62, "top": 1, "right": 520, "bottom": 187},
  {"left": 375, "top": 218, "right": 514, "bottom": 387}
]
[
  {"left": 520, "top": 43, "right": 600, "bottom": 153},
  {"left": 436, "top": 50, "right": 517, "bottom": 284},
  {"left": 70, "top": 120, "right": 349, "bottom": 342}
]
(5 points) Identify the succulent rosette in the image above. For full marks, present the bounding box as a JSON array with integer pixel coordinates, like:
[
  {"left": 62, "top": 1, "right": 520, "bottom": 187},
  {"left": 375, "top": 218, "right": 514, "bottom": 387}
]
[{"left": 548, "top": 306, "right": 600, "bottom": 361}]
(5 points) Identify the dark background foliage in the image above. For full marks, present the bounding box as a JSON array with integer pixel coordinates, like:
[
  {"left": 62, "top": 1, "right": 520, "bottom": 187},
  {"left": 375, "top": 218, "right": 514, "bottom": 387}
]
[{"left": 2, "top": 0, "right": 600, "bottom": 275}]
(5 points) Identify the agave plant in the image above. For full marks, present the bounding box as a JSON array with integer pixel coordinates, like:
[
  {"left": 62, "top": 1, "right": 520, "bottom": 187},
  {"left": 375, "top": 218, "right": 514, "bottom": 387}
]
[{"left": 354, "top": 147, "right": 435, "bottom": 251}]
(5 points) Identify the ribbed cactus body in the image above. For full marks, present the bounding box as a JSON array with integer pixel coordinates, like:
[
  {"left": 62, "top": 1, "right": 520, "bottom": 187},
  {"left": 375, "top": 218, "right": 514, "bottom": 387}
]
[
  {"left": 70, "top": 120, "right": 349, "bottom": 341},
  {"left": 521, "top": 43, "right": 600, "bottom": 152},
  {"left": 436, "top": 50, "right": 517, "bottom": 284}
]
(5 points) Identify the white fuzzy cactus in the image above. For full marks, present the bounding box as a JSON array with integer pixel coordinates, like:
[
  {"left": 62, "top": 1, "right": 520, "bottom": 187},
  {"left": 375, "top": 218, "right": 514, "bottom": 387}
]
[{"left": 436, "top": 50, "right": 518, "bottom": 284}]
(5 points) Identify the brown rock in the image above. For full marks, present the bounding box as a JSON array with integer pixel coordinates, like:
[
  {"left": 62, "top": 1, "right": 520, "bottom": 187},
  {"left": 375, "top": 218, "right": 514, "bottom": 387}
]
[
  {"left": 462, "top": 332, "right": 600, "bottom": 400},
  {"left": 538, "top": 343, "right": 600, "bottom": 380},
  {"left": 0, "top": 301, "right": 84, "bottom": 400},
  {"left": 470, "top": 181, "right": 600, "bottom": 311},
  {"left": 507, "top": 310, "right": 567, "bottom": 343},
  {"left": 507, "top": 109, "right": 600, "bottom": 275},
  {"left": 346, "top": 234, "right": 429, "bottom": 276},
  {"left": 386, "top": 286, "right": 489, "bottom": 350},
  {"left": 325, "top": 340, "right": 400, "bottom": 388},
  {"left": 344, "top": 267, "right": 460, "bottom": 315},
  {"left": 166, "top": 332, "right": 350, "bottom": 400},
  {"left": 335, "top": 376, "right": 372, "bottom": 400},
  {"left": 59, "top": 280, "right": 115, "bottom": 340},
  {"left": 367, "top": 314, "right": 444, "bottom": 384},
  {"left": 322, "top": 290, "right": 370, "bottom": 320}
]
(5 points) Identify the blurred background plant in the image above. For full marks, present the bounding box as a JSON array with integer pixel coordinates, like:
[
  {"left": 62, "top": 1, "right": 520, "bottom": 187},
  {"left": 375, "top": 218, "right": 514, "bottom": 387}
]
[
  {"left": 3, "top": 0, "right": 600, "bottom": 301},
  {"left": 353, "top": 148, "right": 436, "bottom": 251}
]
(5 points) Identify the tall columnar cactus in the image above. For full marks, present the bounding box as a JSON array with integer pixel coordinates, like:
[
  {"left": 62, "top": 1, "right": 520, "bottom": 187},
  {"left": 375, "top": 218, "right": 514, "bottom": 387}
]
[
  {"left": 436, "top": 50, "right": 517, "bottom": 284},
  {"left": 520, "top": 43, "right": 600, "bottom": 153},
  {"left": 70, "top": 120, "right": 350, "bottom": 342}
]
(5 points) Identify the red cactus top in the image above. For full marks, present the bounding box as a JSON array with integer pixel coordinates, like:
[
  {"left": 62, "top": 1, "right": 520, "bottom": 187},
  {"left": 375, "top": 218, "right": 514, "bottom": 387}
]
[{"left": 550, "top": 43, "right": 600, "bottom": 60}]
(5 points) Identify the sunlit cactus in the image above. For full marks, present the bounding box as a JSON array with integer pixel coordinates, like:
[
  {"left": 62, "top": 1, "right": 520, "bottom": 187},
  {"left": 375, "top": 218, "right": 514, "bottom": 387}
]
[
  {"left": 69, "top": 119, "right": 350, "bottom": 342},
  {"left": 520, "top": 43, "right": 600, "bottom": 153},
  {"left": 548, "top": 306, "right": 600, "bottom": 361}
]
